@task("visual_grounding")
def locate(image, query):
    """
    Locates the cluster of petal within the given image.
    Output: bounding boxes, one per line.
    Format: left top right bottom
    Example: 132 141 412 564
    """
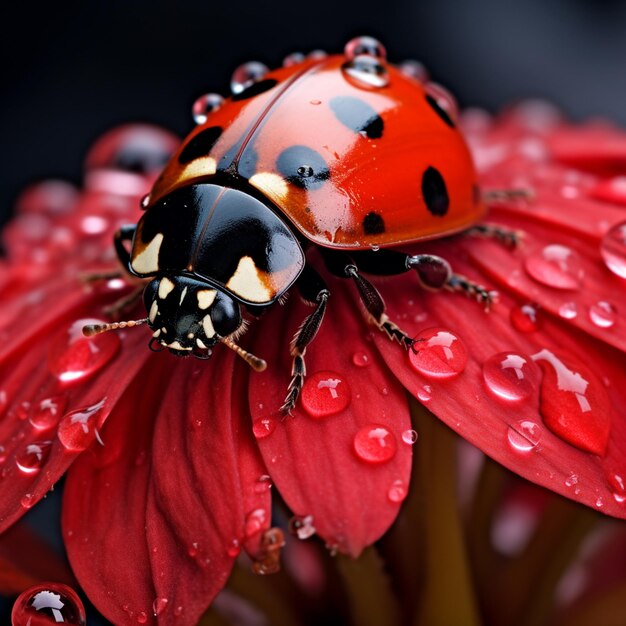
0 105 626 624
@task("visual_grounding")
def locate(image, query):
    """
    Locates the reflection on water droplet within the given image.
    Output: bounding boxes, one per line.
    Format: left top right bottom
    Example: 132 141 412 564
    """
252 416 277 439
558 302 578 319
136 611 148 624
30 396 67 430
11 582 86 625
388 479 407 503
245 508 267 538
153 597 168 617
595 497 604 508
254 474 272 494
589 301 617 328
288 514 316 540
20 493 36 509
507 421 542 452
565 472 579 487
399 59 428 82
601 221 626 279
607 472 626 503
283 51 305 67
409 328 468 379
352 352 370 367
231 61 269 94
15 441 52 474
48 319 120 384
353 425 397 464
301 371 351 418
342 55 389 88
510 303 540 333
525 244 584 290
402 429 418 445
57 399 106 451
344 36 387 61
191 93 225 124
417 385 432 402
483 353 538 403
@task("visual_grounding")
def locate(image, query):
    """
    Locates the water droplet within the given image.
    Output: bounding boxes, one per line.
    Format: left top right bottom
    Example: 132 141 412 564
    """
254 474 272 493
252 416 277 439
301 371 351 418
510 303 540 333
288 514 316 539
558 302 578 319
227 539 241 557
57 399 106 451
187 542 199 558
245 508 267 537
153 597 168 617
283 51 305 67
595 497 604 508
344 36 387 61
230 61 269 94
482 353 538 403
387 479 407 503
307 49 327 60
342 55 389 88
21 493 36 509
601 221 626 278
11 583 86 625
48 319 120 384
174 606 184 617
137 611 148 624
417 385 432 402
30 396 67 430
525 244 584 290
309 98 322 105
409 328 468 379
607 472 626 503
399 59 428 81
507 421 542 452
352 351 370 367
191 93 225 124
353 425 397 464
402 429 418 444
565 472 579 487
15 441 52 474
533 349 610 455
589 301 617 328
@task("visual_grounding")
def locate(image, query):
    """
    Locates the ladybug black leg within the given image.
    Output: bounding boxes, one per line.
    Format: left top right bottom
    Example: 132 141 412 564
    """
114 224 137 271
281 266 331 415
466 223 522 249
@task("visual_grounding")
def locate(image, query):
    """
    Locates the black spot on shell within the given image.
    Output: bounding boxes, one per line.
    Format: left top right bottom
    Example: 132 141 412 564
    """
425 94 455 128
231 79 278 101
178 126 223 164
277 146 330 190
329 96 384 139
422 167 449 217
362 212 385 234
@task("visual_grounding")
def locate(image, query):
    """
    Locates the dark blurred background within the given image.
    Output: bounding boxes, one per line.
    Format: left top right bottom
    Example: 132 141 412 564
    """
3 0 626 226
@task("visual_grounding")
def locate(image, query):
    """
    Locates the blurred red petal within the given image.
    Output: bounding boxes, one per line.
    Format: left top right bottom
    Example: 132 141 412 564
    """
249 279 412 557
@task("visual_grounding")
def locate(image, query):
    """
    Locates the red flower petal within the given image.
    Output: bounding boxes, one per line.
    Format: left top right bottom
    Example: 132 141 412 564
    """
249 279 412 557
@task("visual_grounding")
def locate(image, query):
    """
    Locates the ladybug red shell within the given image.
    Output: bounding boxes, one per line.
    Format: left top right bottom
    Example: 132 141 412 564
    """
147 53 483 252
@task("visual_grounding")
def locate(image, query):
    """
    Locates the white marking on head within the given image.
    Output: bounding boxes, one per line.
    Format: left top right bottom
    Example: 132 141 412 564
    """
180 156 217 180
226 256 272 303
161 327 167 333
149 301 159 323
158 277 175 299
196 338 208 349
131 233 164 274
249 172 289 201
167 341 192 351
202 314 216 338
197 289 217 310
152 329 161 338
179 286 188 305
187 332 195 339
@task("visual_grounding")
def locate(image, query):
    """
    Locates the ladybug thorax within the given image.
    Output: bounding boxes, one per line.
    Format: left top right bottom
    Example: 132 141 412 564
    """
144 275 241 355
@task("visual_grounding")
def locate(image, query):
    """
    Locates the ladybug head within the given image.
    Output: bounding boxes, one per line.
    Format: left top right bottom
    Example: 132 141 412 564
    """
143 275 241 357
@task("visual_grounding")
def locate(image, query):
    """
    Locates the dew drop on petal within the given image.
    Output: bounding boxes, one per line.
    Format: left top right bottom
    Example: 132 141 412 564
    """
245 508 267 538
301 371 351 418
21 493 36 509
252 416 277 439
558 302 578 320
30 396 67 430
191 93 225 124
510 303 540 333
226 539 241 557
344 36 387 61
402 429 418 444
353 425 397 464
525 244 584 290
48 319 120 384
11 583 86 625
342 55 389 88
230 61 269 94
409 328 468 379
136 611 148 624
482 353 538 403
387 479 408 503
57 399 106 451
288 514 316 540
600 221 626 279
589 301 617 328
565 472 579 488
254 474 272 493
352 351 370 367
15 441 52 474
417 384 432 402
606 472 626 503
507 421 542 452
153 597 168 617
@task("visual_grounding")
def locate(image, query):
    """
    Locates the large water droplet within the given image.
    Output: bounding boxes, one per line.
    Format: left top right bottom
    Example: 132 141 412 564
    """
510 303 540 333
589 301 617 328
245 508 268 538
301 371 351 418
607 472 626 503
417 384 432 402
532 349 610 455
30 396 67 430
48 319 120 384
387 479 408 503
601 221 626 279
402 429 418 444
507 421 542 452
288 514 316 539
342 56 389 88
230 61 269 95
15 441 52 474
409 328 468 379
525 244 584 290
11 583 86 625
252 416 277 439
57 400 106 451
399 59 428 82
353 425 397 464
191 93 224 124
482 353 538 403
344 36 387 61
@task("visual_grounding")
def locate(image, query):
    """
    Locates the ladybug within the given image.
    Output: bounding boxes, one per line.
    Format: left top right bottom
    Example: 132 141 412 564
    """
84 37 517 412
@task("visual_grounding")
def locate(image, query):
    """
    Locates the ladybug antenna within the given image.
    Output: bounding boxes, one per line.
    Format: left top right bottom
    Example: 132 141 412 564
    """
82 318 149 337
221 336 267 372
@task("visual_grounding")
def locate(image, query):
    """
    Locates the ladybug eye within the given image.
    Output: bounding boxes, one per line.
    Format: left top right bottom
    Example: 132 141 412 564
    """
297 165 314 178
